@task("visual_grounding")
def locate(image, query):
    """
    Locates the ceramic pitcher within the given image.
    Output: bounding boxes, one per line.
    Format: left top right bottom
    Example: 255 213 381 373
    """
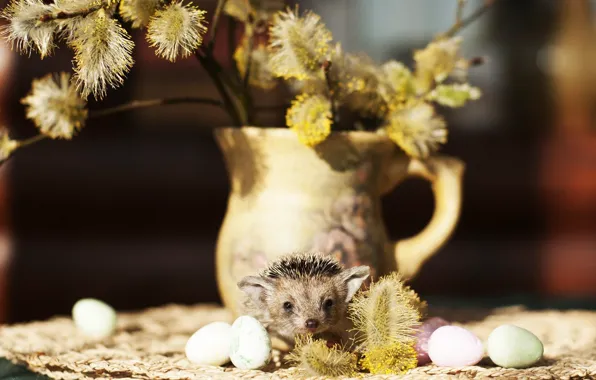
214 126 464 315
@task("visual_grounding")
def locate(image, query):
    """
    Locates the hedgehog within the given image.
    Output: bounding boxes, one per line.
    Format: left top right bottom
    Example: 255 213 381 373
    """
237 251 370 351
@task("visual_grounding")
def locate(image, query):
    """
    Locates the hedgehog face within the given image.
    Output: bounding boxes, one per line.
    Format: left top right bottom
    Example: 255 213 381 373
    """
238 257 370 342
269 276 345 335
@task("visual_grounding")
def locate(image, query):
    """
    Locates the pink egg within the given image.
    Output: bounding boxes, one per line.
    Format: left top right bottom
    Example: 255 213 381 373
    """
428 325 484 367
414 317 450 365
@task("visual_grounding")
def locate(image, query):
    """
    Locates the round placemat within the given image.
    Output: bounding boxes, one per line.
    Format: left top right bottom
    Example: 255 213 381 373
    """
0 303 594 379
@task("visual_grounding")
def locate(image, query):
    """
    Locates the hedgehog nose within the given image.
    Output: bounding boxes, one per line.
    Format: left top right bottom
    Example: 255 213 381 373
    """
305 319 319 330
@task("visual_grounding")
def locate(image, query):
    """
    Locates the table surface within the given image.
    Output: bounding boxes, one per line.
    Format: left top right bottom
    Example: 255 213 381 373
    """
1 296 595 380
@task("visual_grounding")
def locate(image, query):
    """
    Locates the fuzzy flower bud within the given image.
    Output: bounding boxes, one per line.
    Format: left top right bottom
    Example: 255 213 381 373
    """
359 342 418 375
0 0 57 58
147 1 207 62
225 0 284 23
268 8 333 80
234 39 277 90
414 36 463 92
428 83 481 108
0 129 18 162
119 0 163 28
21 72 88 139
349 271 422 351
286 334 358 378
383 100 447 159
379 60 415 103
69 8 135 100
285 93 333 147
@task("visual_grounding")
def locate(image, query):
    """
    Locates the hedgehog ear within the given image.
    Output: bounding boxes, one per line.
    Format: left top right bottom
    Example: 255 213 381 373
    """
237 276 274 304
340 266 370 302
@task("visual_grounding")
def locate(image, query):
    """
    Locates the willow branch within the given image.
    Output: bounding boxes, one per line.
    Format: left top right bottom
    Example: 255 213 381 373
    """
199 46 243 94
89 97 224 118
243 31 254 90
323 60 338 125
38 3 104 22
241 28 256 124
443 0 497 38
5 99 287 162
16 134 47 149
228 18 241 82
208 0 228 50
195 50 244 125
456 0 467 24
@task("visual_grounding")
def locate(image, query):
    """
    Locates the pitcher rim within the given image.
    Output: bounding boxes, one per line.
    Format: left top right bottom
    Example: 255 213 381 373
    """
214 126 392 142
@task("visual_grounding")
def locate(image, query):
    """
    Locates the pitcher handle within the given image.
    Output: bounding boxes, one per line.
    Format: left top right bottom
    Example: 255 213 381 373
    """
390 156 465 280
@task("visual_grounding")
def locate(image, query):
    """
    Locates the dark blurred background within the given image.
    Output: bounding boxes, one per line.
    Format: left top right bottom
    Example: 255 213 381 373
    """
0 0 594 323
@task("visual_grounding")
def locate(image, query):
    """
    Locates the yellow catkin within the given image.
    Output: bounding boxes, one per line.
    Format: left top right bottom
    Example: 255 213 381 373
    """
383 99 447 159
349 272 422 351
359 342 418 375
21 72 88 139
286 335 358 378
268 7 332 80
285 93 332 147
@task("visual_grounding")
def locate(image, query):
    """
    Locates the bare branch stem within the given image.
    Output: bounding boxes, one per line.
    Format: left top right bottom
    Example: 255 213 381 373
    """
456 0 467 24
38 3 104 22
443 0 497 38
243 31 254 90
323 60 338 126
195 50 244 125
16 134 47 149
208 0 228 50
5 99 288 162
242 26 256 124
89 97 224 118
228 18 241 82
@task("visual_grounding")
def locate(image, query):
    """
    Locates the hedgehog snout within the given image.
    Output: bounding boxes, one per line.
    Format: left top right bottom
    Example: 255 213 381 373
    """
305 319 320 331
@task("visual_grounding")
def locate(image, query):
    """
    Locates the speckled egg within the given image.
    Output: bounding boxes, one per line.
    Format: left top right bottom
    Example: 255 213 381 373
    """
72 298 117 339
229 315 271 370
185 321 232 366
428 325 484 367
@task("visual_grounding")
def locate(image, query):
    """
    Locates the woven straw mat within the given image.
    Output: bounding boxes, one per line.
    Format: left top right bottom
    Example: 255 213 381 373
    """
0 304 595 379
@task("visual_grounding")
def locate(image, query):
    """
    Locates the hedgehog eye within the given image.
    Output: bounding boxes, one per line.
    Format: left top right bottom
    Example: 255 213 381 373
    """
323 299 334 310
283 301 293 312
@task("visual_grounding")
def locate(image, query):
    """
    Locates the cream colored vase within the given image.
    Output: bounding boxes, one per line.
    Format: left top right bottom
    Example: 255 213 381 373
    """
214 126 465 316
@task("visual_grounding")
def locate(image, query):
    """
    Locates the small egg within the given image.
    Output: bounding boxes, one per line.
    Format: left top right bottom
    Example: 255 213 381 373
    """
72 298 117 339
487 324 543 368
428 325 484 367
415 317 450 365
229 315 271 370
185 322 232 366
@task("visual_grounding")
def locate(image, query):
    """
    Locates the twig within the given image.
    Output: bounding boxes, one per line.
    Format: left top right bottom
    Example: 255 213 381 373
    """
89 97 224 118
456 0 467 25
199 47 243 95
4 99 288 163
38 3 104 22
443 0 497 38
469 56 487 66
323 60 338 125
242 24 256 124
16 134 47 149
243 30 254 90
195 50 244 125
228 18 241 82
208 0 229 50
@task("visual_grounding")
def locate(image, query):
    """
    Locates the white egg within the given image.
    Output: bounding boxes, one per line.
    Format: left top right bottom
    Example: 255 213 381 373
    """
185 321 233 366
229 315 271 370
72 298 117 339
